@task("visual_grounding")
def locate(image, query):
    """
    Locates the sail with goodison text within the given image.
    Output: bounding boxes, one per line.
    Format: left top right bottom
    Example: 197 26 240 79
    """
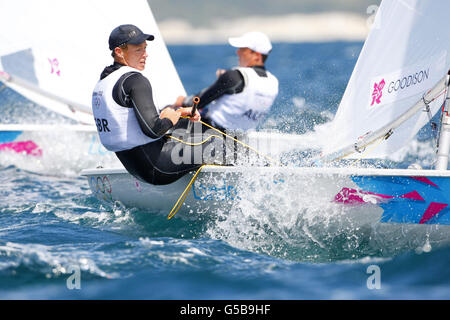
323 0 450 159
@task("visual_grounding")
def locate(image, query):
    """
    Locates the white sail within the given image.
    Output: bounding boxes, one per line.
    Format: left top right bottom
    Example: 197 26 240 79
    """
0 0 185 124
323 0 450 159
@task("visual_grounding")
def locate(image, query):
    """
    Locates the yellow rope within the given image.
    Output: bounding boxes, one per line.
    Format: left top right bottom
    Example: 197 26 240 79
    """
167 164 206 220
167 133 223 146
168 119 279 166
200 120 280 166
166 119 281 219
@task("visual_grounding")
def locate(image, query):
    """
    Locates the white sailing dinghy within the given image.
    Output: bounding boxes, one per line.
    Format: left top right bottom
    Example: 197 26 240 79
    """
83 0 450 227
0 0 303 163
0 0 185 160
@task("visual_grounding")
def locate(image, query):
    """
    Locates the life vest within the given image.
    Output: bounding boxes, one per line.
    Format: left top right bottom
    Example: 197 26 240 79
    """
206 67 278 130
92 66 160 152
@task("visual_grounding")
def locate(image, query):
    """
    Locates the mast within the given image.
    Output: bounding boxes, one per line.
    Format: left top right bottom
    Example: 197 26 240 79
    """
435 70 450 170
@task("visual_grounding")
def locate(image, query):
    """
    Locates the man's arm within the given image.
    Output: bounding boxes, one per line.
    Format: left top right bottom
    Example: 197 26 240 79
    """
182 69 245 109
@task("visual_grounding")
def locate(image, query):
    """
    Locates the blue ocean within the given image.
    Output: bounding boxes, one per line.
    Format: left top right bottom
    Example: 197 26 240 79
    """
1 42 450 301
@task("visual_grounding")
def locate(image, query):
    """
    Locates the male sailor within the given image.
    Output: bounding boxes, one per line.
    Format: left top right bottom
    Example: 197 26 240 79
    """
173 31 279 132
92 24 212 185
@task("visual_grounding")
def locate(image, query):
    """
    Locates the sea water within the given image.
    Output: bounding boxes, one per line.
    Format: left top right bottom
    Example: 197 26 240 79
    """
1 42 450 300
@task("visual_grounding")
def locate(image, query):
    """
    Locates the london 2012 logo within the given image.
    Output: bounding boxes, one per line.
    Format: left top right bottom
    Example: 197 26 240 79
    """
370 78 385 106
93 91 102 109
48 58 61 76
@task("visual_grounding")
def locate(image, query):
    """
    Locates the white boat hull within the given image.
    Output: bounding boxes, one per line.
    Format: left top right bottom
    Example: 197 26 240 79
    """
81 166 450 227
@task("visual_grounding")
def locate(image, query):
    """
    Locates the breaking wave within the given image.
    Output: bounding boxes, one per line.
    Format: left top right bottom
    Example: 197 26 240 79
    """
204 168 450 263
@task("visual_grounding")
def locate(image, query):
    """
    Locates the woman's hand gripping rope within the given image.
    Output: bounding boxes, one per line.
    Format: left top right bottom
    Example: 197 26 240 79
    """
167 97 281 219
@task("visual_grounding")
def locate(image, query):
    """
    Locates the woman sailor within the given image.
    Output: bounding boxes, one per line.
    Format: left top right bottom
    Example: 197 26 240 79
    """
92 24 214 185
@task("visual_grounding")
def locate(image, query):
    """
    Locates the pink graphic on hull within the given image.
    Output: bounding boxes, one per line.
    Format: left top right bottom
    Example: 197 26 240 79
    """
334 187 393 204
0 141 42 157
334 184 448 224
410 176 439 187
399 190 424 201
419 202 448 224
335 188 427 205
0 70 11 80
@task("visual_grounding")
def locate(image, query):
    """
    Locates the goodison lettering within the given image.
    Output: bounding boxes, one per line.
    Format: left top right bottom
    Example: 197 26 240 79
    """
388 68 429 93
